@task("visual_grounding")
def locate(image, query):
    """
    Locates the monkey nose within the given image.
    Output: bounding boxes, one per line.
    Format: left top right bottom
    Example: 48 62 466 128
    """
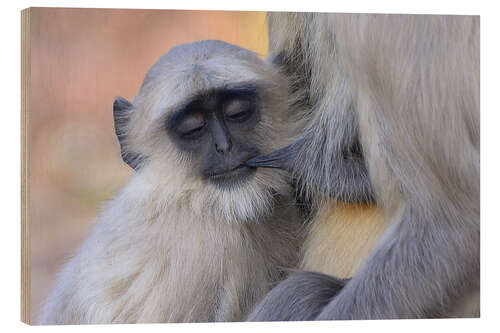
215 140 232 154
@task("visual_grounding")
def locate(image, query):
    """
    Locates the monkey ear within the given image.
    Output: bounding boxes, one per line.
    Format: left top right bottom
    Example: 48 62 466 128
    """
113 97 144 170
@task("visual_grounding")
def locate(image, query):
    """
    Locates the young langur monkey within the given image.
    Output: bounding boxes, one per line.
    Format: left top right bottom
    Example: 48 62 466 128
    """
39 40 304 324
248 13 479 319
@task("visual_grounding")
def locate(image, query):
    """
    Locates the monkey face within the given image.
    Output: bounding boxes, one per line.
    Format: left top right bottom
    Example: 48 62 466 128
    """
166 87 262 189
113 40 295 221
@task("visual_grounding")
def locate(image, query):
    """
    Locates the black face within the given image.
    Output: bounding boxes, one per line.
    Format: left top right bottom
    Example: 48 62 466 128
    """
166 86 261 188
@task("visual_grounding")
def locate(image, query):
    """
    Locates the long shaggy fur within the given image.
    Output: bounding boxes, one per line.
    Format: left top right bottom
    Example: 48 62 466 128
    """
250 13 479 319
38 40 302 324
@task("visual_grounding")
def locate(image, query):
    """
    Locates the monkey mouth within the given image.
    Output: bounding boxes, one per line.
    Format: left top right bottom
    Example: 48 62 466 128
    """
210 164 253 178
208 164 256 188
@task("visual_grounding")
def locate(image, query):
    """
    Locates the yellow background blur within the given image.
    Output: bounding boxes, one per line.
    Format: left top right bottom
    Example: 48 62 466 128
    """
28 7 268 322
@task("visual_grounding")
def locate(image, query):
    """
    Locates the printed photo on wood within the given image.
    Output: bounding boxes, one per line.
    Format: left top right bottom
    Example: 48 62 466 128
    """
21 7 480 325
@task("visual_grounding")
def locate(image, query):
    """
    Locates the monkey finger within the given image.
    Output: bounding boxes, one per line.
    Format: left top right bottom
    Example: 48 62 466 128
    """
246 139 304 171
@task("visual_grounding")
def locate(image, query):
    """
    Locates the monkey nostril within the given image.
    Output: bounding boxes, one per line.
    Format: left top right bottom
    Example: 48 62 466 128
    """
215 141 232 154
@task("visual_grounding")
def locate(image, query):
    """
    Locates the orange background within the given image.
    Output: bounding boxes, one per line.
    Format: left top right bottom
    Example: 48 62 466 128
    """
28 7 268 322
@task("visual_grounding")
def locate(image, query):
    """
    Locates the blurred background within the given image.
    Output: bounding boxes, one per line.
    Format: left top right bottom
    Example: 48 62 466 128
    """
28 7 268 323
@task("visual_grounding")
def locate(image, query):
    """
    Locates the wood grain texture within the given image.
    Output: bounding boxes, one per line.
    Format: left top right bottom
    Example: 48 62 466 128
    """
21 7 31 324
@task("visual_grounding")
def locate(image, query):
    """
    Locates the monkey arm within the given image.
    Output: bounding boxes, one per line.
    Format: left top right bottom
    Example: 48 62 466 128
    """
247 137 479 319
247 271 346 321
247 129 374 204
248 202 478 321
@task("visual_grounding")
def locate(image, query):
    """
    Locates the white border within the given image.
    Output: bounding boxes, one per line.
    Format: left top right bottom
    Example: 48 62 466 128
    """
2 1 498 332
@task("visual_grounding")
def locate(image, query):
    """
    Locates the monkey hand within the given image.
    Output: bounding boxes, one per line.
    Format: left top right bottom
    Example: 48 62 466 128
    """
247 271 345 322
246 138 304 171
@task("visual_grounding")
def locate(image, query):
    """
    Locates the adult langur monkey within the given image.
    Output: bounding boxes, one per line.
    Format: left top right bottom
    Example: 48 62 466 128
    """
38 40 314 324
247 13 479 319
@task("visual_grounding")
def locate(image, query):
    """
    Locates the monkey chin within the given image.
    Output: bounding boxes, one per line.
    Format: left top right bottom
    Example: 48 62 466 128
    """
204 167 290 224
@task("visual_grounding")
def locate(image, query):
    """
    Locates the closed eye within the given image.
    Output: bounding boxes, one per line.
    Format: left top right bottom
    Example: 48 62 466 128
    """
177 113 207 138
181 123 206 138
224 99 253 122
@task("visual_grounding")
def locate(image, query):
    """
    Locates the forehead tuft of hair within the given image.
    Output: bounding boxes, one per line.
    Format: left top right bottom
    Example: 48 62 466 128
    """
133 40 275 115
158 40 259 65
143 40 263 86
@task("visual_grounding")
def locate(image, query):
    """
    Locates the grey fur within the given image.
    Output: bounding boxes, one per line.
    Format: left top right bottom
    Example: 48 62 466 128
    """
265 13 375 204
247 271 346 321
38 40 302 324
249 13 480 320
